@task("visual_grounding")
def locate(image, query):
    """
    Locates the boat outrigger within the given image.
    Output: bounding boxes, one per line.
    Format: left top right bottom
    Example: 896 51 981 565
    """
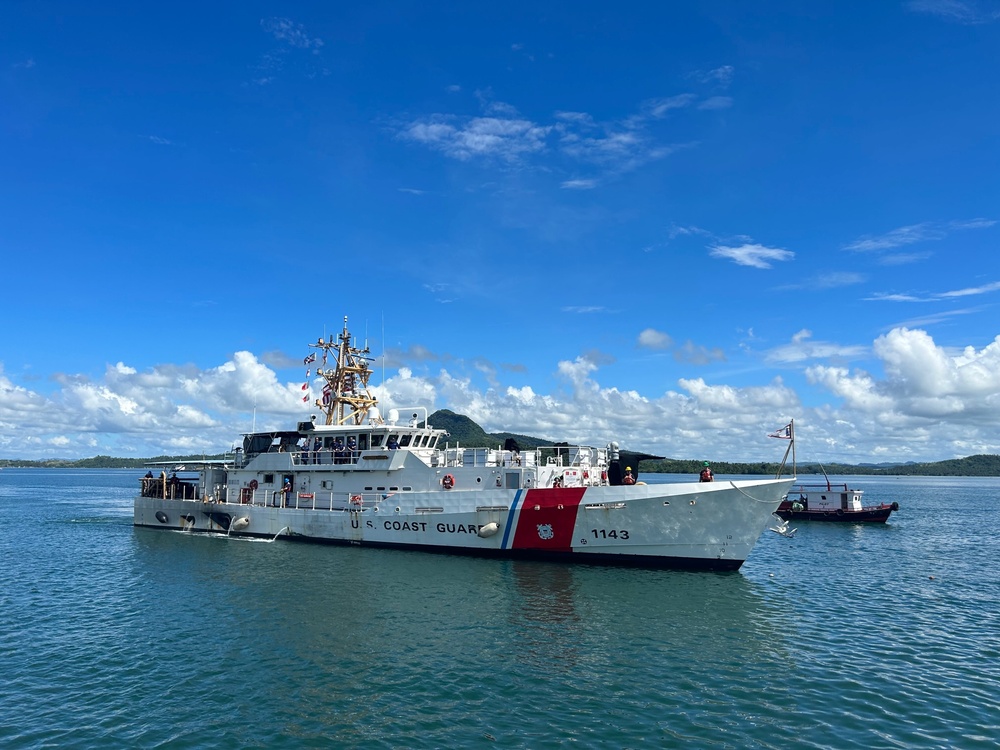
134 318 795 570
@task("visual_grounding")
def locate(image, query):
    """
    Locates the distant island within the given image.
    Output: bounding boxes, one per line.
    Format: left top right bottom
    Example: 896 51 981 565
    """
3 408 999 477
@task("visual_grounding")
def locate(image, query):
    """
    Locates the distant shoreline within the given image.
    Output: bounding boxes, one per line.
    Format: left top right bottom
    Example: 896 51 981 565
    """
3 452 1000 478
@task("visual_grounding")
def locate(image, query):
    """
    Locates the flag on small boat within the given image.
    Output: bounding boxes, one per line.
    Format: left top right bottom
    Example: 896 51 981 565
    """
768 422 792 439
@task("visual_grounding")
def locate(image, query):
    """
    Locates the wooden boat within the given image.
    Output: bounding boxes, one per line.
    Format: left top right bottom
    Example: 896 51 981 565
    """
775 482 899 523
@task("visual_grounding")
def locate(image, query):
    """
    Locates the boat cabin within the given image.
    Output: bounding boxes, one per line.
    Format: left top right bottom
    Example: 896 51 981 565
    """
791 483 864 512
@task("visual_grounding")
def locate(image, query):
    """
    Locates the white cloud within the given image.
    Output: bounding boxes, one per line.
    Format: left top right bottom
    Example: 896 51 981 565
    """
674 341 726 365
907 0 1000 24
261 17 324 50
399 95 699 180
697 96 733 110
693 65 735 87
638 329 673 350
844 218 994 252
6 326 1000 463
710 243 794 268
765 330 869 365
560 178 598 190
399 115 550 162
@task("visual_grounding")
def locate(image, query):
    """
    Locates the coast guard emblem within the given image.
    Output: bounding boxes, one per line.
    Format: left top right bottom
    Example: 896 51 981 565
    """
537 523 554 540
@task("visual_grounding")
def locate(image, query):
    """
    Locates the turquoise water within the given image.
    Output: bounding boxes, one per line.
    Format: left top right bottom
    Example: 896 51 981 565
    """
1 469 998 749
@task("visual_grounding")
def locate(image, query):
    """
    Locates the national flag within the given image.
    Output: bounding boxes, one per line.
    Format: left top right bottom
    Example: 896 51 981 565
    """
768 422 792 439
303 353 316 365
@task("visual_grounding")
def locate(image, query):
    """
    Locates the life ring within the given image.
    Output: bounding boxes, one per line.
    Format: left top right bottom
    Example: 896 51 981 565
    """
249 479 258 491
442 474 455 490
836 509 844 516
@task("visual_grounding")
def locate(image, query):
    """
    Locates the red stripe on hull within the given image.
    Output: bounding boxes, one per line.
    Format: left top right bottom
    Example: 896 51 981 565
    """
511 487 586 551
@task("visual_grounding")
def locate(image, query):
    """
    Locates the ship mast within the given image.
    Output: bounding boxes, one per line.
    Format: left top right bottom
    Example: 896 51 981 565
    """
311 317 380 426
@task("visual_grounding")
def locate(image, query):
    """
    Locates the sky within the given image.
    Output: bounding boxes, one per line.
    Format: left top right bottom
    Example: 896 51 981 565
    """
2 0 1000 464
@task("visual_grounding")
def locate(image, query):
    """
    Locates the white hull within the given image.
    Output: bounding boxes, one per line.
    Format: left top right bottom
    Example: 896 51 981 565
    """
135 478 794 570
134 318 794 571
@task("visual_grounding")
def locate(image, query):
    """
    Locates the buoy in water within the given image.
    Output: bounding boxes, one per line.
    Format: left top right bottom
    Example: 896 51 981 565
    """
478 522 500 538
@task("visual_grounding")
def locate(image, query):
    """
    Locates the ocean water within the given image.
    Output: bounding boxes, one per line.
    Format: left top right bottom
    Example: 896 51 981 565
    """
1 469 998 749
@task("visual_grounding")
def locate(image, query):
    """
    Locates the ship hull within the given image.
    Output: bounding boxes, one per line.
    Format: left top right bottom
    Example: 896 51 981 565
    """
135 478 794 571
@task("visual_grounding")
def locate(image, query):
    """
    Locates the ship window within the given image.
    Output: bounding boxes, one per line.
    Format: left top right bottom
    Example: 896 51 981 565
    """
371 434 384 447
389 486 399 491
359 434 369 450
402 487 412 491
377 486 386 491
428 436 438 448
364 486 374 491
264 474 274 485
420 434 430 447
400 434 413 447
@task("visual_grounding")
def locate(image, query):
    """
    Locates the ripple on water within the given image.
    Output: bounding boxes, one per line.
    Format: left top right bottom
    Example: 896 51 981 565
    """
2 472 1000 748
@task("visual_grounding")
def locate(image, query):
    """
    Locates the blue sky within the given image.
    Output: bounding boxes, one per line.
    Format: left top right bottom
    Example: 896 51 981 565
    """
3 1 1000 464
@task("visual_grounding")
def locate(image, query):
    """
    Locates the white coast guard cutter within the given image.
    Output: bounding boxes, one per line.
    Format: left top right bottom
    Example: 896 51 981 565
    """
134 318 794 571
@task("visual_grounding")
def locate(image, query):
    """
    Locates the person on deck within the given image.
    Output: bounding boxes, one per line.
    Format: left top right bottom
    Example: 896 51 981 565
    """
623 466 636 485
699 462 714 482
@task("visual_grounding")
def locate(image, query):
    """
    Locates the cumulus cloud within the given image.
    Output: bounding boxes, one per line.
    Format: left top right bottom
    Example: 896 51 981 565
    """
5 327 1000 463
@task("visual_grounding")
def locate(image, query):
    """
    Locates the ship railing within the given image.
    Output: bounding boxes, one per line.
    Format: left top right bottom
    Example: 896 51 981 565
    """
138 477 200 501
229 490 378 512
292 449 362 466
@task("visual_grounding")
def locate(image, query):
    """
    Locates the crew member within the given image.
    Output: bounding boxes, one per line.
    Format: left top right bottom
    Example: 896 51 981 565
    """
623 466 636 485
699 462 714 482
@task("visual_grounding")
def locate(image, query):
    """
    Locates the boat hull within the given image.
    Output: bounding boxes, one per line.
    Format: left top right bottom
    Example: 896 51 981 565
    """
774 501 898 523
135 478 795 571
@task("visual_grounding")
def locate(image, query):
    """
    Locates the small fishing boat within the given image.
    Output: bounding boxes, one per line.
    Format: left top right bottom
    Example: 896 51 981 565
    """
767 420 898 523
775 482 899 523
134 317 795 570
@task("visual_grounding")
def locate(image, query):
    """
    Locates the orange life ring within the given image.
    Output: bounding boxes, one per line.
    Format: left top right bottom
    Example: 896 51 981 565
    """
249 479 258 491
442 474 455 490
